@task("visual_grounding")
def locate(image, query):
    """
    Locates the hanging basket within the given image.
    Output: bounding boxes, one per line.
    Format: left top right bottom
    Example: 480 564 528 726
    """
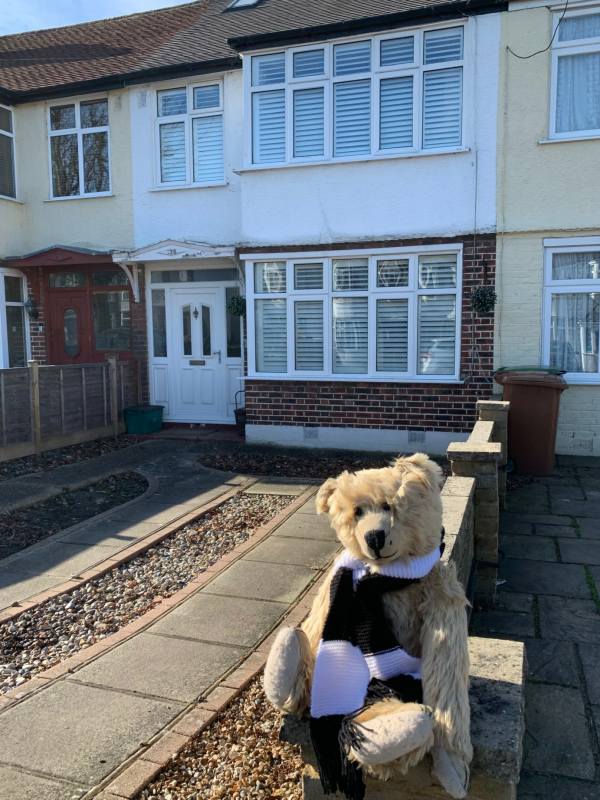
471 285 497 315
226 295 246 317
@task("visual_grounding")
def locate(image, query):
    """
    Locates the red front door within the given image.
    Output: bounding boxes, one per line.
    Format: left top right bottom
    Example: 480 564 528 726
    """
47 292 93 364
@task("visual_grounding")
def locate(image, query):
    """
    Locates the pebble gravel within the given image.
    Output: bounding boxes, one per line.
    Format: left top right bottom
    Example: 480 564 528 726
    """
0 493 293 694
140 678 303 800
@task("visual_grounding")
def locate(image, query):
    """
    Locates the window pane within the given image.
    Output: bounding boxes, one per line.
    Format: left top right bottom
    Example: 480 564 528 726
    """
376 299 408 372
294 263 323 290
49 272 85 288
332 258 368 291
556 53 600 133
295 300 324 370
92 270 127 286
159 122 186 182
192 114 224 183
202 305 212 356
83 131 109 193
150 268 238 283
380 76 413 150
255 298 287 372
553 252 600 281
252 90 285 164
418 295 456 375
80 99 108 128
152 289 167 357
193 84 220 110
293 49 325 78
92 291 131 351
51 134 79 197
182 305 192 356
63 309 79 357
6 305 26 367
293 87 325 158
0 107 13 133
558 13 600 41
334 80 371 156
424 27 463 64
332 297 368 373
226 287 242 358
4 275 23 301
422 68 462 148
157 88 187 116
252 52 285 86
0 133 15 198
377 259 409 287
334 40 371 76
418 253 457 288
254 261 286 293
380 37 414 67
550 293 599 373
50 104 75 130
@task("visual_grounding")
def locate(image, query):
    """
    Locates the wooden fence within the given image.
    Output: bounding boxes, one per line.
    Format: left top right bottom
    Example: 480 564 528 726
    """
0 357 138 462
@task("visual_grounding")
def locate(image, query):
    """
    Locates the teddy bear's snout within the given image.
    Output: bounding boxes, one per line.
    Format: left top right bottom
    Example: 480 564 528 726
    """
364 529 386 556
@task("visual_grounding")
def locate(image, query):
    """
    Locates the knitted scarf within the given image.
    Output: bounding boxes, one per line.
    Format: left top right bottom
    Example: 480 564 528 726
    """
309 535 444 800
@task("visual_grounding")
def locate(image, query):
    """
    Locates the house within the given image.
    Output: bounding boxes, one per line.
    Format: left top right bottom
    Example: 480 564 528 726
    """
496 0 600 456
2 0 504 454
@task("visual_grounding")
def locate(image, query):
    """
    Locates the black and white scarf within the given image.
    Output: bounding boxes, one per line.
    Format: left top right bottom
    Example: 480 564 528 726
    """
309 538 443 800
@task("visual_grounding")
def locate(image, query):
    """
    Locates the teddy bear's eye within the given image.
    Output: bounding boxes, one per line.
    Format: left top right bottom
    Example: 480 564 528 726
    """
382 502 391 512
355 507 364 518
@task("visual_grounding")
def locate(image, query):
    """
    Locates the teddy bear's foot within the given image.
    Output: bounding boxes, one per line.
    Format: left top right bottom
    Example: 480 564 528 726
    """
346 699 434 767
431 746 470 799
263 627 312 712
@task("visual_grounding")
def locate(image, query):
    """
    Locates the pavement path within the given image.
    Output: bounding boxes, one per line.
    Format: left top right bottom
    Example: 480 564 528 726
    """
0 481 339 800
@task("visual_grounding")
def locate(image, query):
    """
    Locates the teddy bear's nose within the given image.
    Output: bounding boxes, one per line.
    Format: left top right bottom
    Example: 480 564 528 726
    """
365 529 386 555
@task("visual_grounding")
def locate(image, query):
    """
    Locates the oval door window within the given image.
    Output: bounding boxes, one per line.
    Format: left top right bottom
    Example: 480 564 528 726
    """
63 308 79 357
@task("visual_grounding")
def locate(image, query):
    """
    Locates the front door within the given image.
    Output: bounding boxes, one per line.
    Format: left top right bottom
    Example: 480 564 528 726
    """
47 292 93 364
170 290 225 422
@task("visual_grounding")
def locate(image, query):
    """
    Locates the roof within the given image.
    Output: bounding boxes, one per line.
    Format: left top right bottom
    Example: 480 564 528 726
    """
0 0 506 101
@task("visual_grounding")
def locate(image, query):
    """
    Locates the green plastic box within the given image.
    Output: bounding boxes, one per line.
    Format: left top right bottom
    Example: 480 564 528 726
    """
123 405 164 435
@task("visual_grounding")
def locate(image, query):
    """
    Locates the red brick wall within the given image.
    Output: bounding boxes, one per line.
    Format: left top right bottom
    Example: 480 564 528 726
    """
244 234 496 433
22 267 49 364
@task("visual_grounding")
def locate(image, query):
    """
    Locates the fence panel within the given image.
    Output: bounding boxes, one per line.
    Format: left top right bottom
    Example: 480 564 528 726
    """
0 369 31 446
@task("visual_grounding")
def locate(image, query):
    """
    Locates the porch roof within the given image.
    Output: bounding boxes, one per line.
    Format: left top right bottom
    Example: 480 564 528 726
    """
3 245 113 267
112 240 236 264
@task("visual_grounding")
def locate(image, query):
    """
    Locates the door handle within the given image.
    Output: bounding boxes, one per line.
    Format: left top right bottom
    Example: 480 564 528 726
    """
189 359 206 366
212 350 222 364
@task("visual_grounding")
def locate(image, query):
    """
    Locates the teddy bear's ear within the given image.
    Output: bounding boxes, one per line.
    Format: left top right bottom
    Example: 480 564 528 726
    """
394 452 444 492
315 477 337 514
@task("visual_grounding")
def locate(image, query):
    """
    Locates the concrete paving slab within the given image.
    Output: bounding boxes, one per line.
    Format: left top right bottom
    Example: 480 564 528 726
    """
0 766 84 800
1 541 117 579
58 520 159 548
559 538 600 565
149 485 229 506
203 559 315 604
535 523 578 538
576 518 600 538
0 569 63 610
272 513 336 541
524 639 580 688
244 536 339 569
499 559 589 598
295 498 319 515
150 593 287 647
71 632 244 703
518 771 600 800
107 501 208 525
538 596 600 643
0 681 176 786
578 644 600 704
244 481 308 496
552 499 600 518
500 534 557 562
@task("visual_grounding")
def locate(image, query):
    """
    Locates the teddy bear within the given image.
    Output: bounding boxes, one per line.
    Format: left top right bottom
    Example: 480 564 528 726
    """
263 453 471 800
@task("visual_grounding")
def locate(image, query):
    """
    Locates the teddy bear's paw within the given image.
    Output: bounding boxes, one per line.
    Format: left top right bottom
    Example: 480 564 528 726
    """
263 627 307 710
346 702 434 767
431 746 470 799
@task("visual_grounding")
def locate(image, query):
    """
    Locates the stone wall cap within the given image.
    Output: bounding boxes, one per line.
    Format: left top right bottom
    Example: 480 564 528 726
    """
476 400 510 411
447 442 502 461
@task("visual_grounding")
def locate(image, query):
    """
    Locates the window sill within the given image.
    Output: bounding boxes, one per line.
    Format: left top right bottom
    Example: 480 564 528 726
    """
242 374 464 384
149 182 228 193
0 194 24 205
560 376 600 386
235 147 471 174
539 134 600 145
44 193 115 203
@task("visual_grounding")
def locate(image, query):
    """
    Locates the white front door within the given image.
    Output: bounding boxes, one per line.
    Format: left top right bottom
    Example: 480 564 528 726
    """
170 289 226 422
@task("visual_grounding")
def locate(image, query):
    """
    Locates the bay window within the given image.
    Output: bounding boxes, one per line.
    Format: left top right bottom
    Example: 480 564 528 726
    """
0 106 16 199
247 24 464 166
246 248 461 380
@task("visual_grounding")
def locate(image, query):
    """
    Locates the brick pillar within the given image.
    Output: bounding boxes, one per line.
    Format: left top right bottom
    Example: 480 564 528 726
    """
477 400 510 509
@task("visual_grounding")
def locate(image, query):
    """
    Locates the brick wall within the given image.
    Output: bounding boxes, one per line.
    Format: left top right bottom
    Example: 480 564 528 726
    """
244 234 496 433
23 267 49 364
131 270 149 404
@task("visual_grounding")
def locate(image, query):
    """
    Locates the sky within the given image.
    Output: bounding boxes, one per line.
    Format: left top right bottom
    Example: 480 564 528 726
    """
0 0 191 36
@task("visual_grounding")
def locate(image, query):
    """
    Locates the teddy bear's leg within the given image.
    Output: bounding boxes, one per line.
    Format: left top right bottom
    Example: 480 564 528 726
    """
263 627 313 714
345 698 434 767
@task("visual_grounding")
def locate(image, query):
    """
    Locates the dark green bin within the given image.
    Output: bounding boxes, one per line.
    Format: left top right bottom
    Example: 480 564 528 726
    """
123 405 164 435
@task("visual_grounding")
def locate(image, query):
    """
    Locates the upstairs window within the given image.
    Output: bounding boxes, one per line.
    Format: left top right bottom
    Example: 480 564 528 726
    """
552 11 600 138
0 106 16 199
49 98 110 197
156 81 224 186
248 25 464 166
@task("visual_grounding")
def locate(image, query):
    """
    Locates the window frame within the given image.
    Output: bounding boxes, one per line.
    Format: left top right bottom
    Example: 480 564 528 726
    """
0 104 17 201
47 96 112 199
542 237 600 384
0 268 30 368
154 78 225 189
243 22 467 168
549 8 600 140
243 244 463 382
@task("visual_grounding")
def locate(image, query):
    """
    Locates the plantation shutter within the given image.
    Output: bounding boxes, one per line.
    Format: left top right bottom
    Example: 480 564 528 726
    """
159 122 186 182
380 37 414 67
255 299 287 372
422 68 462 149
333 80 371 157
0 133 15 198
293 87 325 158
376 299 409 372
252 90 286 164
417 295 456 375
380 76 413 150
332 297 368 373
423 28 464 64
332 258 369 291
293 49 325 78
294 263 323 290
418 254 457 288
192 115 224 183
295 301 324 370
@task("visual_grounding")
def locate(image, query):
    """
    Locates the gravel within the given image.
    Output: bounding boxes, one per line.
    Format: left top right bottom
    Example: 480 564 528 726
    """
140 678 302 800
0 493 293 694
0 472 148 561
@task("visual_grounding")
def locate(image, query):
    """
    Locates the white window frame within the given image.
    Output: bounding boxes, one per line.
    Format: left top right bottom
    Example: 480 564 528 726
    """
0 104 17 201
154 79 225 188
542 237 600 384
243 21 467 168
243 245 462 382
47 95 111 199
549 7 600 140
0 268 30 369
